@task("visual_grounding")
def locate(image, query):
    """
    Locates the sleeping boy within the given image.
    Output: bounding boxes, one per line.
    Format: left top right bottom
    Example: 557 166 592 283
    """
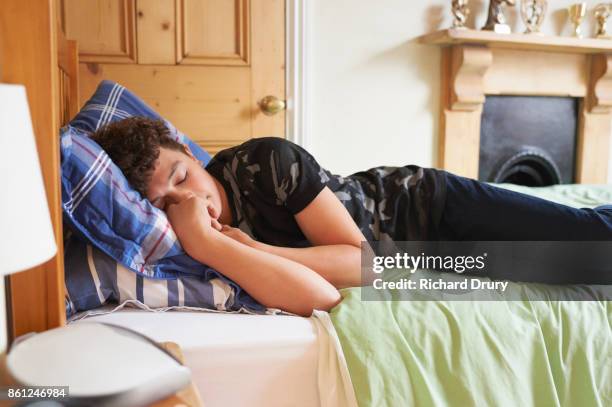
92 117 612 315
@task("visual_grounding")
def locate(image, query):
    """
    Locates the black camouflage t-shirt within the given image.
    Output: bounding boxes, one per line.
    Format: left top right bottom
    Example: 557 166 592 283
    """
205 137 446 247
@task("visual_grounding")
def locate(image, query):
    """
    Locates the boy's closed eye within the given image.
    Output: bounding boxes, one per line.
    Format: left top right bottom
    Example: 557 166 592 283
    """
150 170 189 210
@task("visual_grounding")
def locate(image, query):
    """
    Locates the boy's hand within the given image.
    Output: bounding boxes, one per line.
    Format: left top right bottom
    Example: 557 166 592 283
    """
220 225 258 248
166 195 222 253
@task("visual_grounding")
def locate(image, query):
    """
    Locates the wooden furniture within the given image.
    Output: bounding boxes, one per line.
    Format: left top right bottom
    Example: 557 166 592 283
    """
57 28 80 128
59 0 286 155
0 0 69 340
418 29 612 183
152 342 204 407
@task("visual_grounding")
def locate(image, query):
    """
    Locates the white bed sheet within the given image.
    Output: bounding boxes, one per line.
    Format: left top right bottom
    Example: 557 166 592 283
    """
69 303 357 407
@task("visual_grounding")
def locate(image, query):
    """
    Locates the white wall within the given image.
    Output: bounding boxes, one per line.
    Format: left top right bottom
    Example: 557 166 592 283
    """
308 0 612 183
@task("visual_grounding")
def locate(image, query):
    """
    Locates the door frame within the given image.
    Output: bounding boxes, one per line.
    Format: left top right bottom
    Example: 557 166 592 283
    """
286 0 311 150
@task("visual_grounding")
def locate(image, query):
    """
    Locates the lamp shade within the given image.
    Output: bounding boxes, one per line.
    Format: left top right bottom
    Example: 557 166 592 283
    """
0 84 57 275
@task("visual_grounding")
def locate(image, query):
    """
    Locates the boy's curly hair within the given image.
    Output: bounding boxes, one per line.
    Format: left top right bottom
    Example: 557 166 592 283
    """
91 117 186 197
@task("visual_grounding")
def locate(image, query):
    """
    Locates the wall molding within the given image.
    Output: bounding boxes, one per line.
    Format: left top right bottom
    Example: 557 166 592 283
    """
285 0 310 149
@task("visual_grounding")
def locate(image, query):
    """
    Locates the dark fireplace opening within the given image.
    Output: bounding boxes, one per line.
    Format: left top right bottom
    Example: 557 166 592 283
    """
479 96 578 186
492 146 562 187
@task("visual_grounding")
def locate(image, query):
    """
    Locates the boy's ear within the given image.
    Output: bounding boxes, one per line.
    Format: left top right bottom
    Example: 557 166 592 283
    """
182 144 196 160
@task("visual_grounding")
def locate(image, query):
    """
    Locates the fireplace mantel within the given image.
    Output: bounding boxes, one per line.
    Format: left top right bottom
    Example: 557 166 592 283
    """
419 28 612 54
418 29 612 183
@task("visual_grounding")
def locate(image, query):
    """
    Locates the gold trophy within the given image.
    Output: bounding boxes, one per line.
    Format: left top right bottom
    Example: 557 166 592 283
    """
483 0 516 34
520 0 547 34
568 3 587 38
451 0 470 29
594 3 612 39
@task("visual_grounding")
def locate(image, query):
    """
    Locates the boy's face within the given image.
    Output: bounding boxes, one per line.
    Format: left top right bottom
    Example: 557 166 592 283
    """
146 147 224 222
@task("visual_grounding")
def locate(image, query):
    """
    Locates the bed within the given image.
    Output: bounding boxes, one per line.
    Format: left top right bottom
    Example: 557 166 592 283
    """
67 183 612 407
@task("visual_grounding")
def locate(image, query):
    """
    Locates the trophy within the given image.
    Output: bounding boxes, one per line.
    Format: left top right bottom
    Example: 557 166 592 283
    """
451 0 470 29
482 0 516 34
568 3 587 38
520 0 547 34
594 3 612 39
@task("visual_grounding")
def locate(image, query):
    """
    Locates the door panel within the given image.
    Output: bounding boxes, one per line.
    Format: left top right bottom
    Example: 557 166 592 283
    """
177 0 249 65
136 0 176 64
61 0 136 63
65 0 285 152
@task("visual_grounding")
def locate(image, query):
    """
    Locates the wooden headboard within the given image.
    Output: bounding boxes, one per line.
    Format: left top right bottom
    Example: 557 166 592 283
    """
57 28 79 128
1 0 80 341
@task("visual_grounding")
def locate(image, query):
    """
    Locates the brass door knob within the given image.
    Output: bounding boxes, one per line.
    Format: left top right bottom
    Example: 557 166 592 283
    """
259 95 286 116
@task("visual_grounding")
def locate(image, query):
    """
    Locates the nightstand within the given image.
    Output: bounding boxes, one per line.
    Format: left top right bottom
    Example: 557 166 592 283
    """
151 342 204 407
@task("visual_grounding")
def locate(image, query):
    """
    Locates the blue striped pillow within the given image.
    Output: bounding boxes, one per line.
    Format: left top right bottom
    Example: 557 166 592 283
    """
62 80 265 316
64 230 264 315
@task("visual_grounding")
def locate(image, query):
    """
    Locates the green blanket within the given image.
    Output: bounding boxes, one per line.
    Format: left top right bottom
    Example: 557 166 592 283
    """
329 184 612 407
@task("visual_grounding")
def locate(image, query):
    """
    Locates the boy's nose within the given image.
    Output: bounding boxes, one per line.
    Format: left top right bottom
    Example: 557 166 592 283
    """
166 190 195 205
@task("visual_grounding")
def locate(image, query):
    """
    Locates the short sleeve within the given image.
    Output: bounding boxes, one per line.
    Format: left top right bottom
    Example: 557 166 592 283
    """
239 137 330 214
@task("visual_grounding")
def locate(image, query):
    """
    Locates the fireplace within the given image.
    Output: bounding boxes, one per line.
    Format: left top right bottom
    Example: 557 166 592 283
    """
479 95 578 186
418 29 612 184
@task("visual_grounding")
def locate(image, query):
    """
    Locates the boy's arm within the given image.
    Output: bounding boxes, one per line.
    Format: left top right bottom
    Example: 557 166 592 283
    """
221 187 368 288
196 233 342 316
167 196 341 316
290 187 372 288
221 227 364 288
252 242 362 289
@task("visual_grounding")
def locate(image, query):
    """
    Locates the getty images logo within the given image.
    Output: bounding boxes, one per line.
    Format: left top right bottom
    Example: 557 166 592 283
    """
372 252 488 274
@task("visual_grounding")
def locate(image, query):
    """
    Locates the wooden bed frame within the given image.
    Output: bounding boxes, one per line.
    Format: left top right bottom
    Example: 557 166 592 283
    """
58 29 80 129
1 0 79 341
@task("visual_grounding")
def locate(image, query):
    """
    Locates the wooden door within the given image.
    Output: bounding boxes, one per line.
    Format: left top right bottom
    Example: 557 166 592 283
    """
60 0 285 155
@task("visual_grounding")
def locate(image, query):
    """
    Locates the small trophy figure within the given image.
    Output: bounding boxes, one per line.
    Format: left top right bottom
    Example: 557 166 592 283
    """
594 3 612 39
520 0 547 34
568 3 587 38
451 0 470 29
482 0 516 34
